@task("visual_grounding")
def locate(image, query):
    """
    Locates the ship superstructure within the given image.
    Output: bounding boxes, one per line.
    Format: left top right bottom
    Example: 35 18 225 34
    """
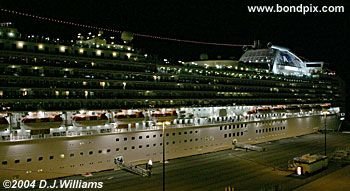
0 24 345 180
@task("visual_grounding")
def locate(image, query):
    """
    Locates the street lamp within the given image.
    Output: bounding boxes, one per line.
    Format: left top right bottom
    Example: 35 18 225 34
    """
157 121 171 191
323 111 329 156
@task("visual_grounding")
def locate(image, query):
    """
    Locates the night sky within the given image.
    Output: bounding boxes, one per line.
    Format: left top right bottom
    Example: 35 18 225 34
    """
1 0 349 115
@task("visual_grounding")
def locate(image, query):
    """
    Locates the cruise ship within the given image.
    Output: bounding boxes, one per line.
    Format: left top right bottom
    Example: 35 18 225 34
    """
0 23 345 180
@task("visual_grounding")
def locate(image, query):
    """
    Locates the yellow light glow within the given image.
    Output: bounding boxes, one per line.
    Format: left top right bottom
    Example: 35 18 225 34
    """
59 46 66 52
38 44 44 50
16 41 24 49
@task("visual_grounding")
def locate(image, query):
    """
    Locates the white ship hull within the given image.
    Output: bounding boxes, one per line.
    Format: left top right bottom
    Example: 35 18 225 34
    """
0 114 339 180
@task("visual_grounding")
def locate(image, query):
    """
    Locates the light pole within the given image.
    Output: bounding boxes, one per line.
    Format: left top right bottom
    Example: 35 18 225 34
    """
324 112 327 156
159 121 170 191
162 122 165 191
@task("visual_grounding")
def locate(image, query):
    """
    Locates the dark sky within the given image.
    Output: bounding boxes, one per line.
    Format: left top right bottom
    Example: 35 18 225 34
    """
0 1 349 88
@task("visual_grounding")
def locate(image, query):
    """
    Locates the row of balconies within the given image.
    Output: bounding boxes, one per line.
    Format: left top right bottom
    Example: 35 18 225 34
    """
0 97 340 111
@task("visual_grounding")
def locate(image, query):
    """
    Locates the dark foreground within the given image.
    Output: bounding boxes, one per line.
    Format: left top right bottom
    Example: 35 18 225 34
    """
31 133 350 191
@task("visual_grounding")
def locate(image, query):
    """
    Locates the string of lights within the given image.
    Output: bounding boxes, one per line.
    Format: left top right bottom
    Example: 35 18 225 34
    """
0 8 251 47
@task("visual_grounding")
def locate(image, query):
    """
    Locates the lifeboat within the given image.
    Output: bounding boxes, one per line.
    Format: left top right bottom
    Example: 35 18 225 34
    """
286 105 301 113
300 105 312 112
152 110 177 122
257 107 271 114
321 103 331 110
115 111 145 128
272 105 286 113
247 108 257 115
22 115 63 129
73 113 108 127
115 111 145 122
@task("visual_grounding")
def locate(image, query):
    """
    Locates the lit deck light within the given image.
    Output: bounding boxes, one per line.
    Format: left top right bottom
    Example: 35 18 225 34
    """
59 46 66 52
38 44 44 50
8 32 15 37
16 41 24 49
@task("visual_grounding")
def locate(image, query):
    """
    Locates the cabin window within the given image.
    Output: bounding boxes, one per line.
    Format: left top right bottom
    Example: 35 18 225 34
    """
124 137 127 141
139 136 142 139
132 137 135 140
38 157 43 161
15 159 20 164
89 151 93 155
49 156 54 160
27 158 32 162
107 149 111 153
116 148 120 151
139 145 142 148
224 134 227 138
153 135 156 138
70 153 74 157
80 152 83 156
98 150 102 153
131 146 135 149
124 147 127 150
116 138 119 141
146 135 150 138
2 161 7 165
